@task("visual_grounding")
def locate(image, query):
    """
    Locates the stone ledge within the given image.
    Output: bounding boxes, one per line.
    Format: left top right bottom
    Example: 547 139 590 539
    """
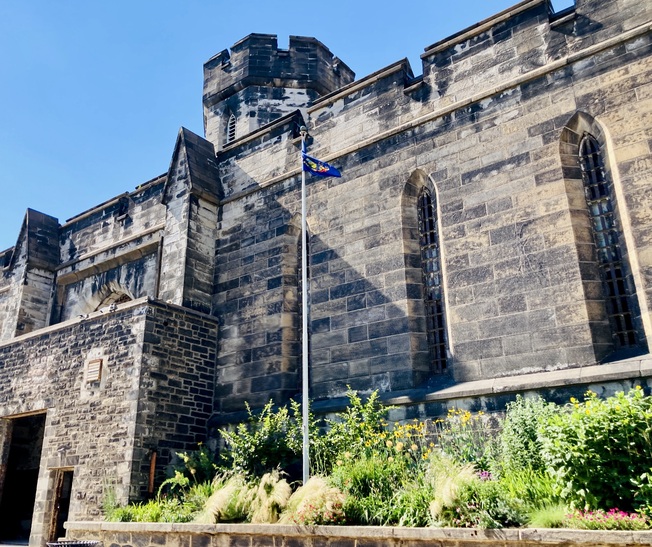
383 355 652 408
64 522 652 545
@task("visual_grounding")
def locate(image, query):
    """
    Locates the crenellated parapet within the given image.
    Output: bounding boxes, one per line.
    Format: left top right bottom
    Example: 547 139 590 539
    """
203 34 354 150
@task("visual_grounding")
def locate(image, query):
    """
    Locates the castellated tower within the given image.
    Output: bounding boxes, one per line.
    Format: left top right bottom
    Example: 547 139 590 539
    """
203 34 355 150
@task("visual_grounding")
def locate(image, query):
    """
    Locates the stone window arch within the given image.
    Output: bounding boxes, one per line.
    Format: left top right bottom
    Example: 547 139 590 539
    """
94 291 132 311
402 170 449 378
560 112 647 358
579 133 638 348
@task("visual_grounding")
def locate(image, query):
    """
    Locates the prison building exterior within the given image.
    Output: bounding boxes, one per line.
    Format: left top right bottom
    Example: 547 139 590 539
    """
0 0 651 543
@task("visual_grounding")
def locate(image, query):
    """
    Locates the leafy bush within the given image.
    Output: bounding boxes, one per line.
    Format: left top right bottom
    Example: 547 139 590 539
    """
538 387 652 510
174 443 219 484
330 453 408 525
312 389 393 475
499 395 557 474
105 497 196 522
219 400 303 478
433 408 500 471
564 509 651 530
436 478 528 529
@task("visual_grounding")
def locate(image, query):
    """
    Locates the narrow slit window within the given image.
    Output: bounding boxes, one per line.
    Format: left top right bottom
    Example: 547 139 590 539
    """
579 134 637 348
417 188 447 373
227 113 237 144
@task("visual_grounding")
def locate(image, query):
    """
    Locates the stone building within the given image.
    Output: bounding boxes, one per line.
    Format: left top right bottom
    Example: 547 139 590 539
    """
1 0 651 542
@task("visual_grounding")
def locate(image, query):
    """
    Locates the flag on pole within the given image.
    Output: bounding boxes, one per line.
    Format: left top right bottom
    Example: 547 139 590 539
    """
302 152 341 178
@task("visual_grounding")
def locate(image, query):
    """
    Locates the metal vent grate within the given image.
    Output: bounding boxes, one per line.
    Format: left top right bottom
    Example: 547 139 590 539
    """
86 358 103 383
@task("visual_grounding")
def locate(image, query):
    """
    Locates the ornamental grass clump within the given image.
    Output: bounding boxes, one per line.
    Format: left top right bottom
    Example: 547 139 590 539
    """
248 470 293 523
192 472 254 523
279 477 346 525
427 452 527 529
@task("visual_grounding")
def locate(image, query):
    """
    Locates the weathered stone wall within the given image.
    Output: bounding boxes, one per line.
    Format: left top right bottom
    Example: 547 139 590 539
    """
55 177 166 322
159 129 220 315
0 298 217 546
59 177 166 265
213 172 304 414
0 210 59 341
212 0 652 411
131 301 218 499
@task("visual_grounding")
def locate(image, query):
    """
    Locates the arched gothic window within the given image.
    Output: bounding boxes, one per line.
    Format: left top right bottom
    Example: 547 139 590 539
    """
226 112 237 144
417 188 447 373
579 134 638 348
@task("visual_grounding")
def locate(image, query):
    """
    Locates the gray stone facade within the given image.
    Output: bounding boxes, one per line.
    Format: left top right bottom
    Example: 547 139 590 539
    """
1 0 652 543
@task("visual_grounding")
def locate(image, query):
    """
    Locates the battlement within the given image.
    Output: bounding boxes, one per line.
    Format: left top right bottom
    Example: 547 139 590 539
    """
203 34 355 108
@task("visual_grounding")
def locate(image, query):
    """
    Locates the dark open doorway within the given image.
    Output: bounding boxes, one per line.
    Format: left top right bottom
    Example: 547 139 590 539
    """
0 413 46 544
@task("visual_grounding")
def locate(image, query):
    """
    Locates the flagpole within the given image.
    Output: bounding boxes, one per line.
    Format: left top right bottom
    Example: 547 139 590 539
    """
299 126 310 485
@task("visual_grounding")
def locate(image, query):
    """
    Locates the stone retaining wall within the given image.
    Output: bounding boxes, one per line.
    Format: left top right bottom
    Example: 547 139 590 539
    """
64 522 652 547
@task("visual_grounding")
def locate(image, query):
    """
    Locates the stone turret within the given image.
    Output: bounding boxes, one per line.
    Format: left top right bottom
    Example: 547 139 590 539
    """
202 34 354 150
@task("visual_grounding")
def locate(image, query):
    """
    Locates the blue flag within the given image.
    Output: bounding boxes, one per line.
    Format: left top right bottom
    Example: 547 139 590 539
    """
302 152 341 178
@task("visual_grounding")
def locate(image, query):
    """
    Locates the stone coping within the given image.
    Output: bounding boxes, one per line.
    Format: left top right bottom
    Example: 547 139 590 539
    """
65 522 652 545
0 296 217 350
387 355 652 405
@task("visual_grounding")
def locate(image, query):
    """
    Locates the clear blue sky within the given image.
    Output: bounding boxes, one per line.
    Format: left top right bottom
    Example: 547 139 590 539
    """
0 0 573 251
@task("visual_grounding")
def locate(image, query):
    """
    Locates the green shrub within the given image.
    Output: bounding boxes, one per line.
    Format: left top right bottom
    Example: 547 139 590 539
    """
437 478 528 529
174 443 219 484
312 389 392 476
499 395 557 474
433 408 500 471
105 497 196 522
219 400 303 478
217 390 391 480
538 387 652 510
329 452 410 525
